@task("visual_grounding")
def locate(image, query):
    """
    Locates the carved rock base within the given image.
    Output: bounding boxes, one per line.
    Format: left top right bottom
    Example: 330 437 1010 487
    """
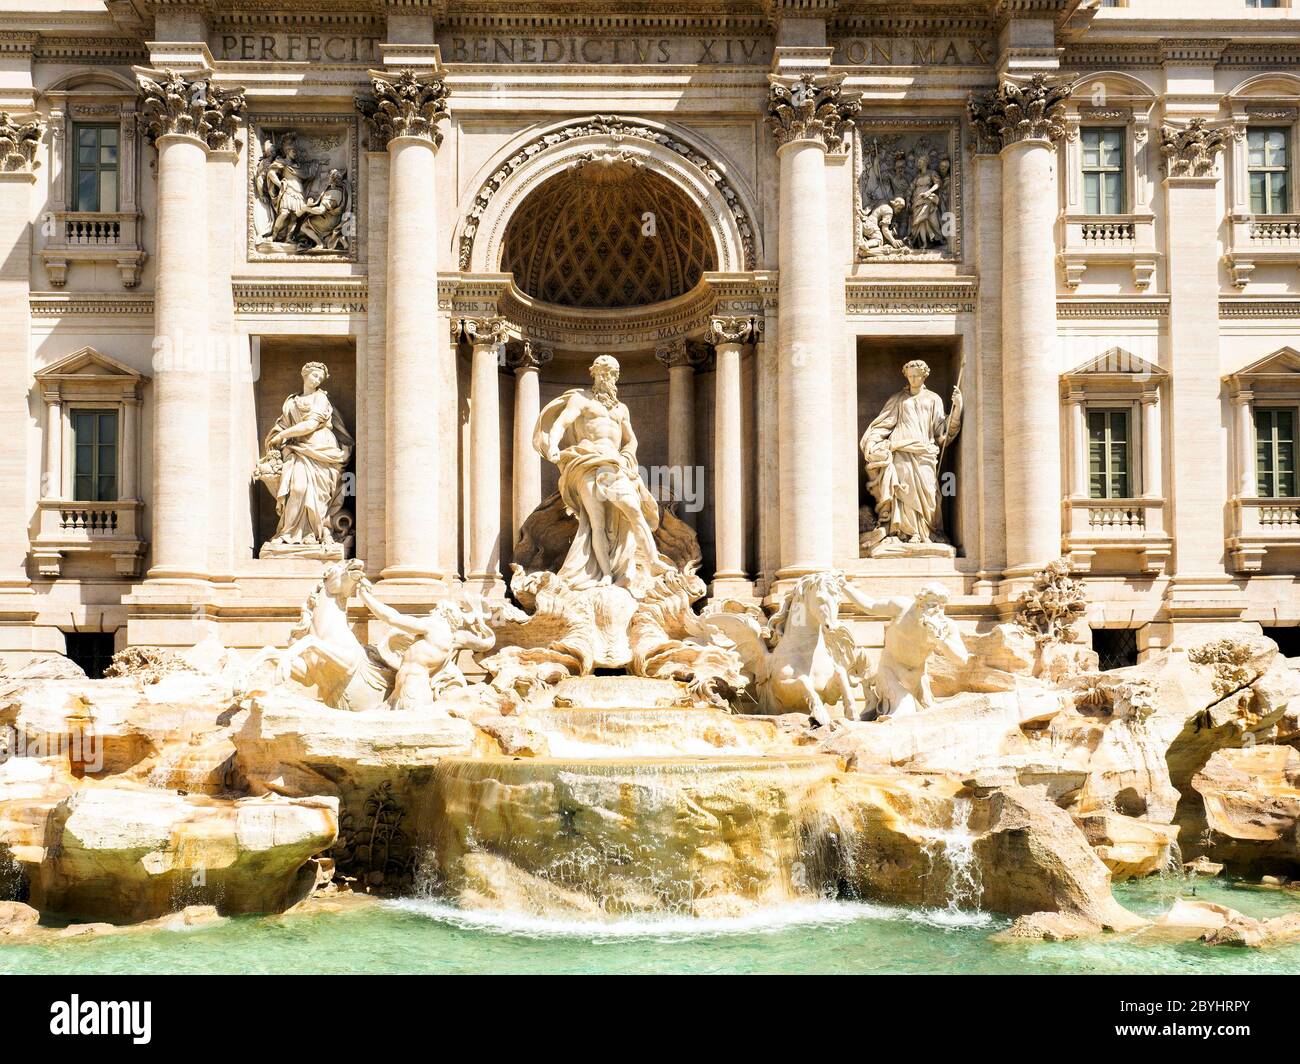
860 531 956 559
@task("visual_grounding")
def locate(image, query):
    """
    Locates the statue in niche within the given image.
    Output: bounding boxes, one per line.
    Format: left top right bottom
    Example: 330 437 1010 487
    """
533 354 673 597
858 197 907 257
253 131 353 254
858 132 955 259
254 361 355 560
859 359 961 558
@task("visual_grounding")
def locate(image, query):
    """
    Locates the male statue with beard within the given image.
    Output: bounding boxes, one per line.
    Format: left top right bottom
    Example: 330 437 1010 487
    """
533 355 674 597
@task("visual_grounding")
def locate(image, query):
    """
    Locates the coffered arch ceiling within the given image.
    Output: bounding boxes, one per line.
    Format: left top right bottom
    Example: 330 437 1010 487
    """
502 157 716 310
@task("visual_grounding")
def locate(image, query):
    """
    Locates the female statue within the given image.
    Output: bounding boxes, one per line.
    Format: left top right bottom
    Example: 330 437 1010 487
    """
255 361 354 556
908 156 945 248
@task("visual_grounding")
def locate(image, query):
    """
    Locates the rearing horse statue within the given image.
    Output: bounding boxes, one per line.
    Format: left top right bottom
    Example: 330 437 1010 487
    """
242 558 393 711
703 570 876 726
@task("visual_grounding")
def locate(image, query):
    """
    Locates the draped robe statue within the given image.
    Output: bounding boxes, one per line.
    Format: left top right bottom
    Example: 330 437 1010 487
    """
255 361 354 558
532 355 672 597
860 360 961 551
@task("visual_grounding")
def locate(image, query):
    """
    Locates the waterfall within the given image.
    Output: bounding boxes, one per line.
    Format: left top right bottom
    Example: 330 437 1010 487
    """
918 796 982 916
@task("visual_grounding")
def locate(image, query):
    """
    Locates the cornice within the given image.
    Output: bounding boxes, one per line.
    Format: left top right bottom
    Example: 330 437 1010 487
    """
30 293 154 316
845 278 978 316
1219 299 1300 320
1056 298 1169 319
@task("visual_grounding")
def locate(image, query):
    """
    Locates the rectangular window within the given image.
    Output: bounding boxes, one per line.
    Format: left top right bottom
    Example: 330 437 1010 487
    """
1247 128 1290 215
1256 407 1297 498
71 409 118 502
72 123 118 212
1081 128 1125 215
1088 408 1131 499
1247 1 1281 8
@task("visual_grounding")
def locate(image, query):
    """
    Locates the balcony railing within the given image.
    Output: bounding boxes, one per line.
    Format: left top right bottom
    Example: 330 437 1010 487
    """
1249 217 1300 247
1227 214 1300 288
1064 496 1170 573
31 498 144 578
1060 213 1156 290
1078 219 1137 247
41 210 145 288
1228 496 1300 572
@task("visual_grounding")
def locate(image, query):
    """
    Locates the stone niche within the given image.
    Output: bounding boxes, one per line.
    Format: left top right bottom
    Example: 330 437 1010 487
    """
247 115 359 262
854 120 962 263
857 337 963 555
251 337 357 557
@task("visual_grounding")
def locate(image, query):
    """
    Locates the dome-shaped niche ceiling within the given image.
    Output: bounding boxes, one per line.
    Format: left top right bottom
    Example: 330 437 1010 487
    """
502 156 716 309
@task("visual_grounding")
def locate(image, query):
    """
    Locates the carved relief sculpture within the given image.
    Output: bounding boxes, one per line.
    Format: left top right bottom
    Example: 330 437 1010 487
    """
533 354 673 597
0 112 44 172
253 361 355 560
136 69 246 150
860 359 962 557
855 126 960 261
251 129 354 254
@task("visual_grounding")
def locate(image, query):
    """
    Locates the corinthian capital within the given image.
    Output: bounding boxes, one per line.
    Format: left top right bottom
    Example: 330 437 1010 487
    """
1158 118 1227 179
766 73 861 152
356 69 450 150
508 340 553 372
0 112 44 172
136 69 246 151
966 74 1072 151
709 316 761 346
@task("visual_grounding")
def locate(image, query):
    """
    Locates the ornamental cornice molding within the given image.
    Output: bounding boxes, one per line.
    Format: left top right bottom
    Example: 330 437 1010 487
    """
443 12 772 34
30 294 154 316
136 69 247 151
231 279 368 303
1219 299 1300 320
1060 44 1161 69
33 37 148 64
1056 298 1169 319
967 73 1072 150
766 72 861 151
845 278 978 316
1159 39 1229 67
458 115 758 272
355 68 450 150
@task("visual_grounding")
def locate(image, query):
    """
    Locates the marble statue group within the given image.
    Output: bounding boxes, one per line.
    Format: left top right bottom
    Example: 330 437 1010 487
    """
245 354 970 732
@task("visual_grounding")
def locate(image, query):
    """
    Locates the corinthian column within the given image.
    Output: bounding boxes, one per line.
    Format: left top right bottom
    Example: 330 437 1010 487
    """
508 341 552 542
0 113 43 589
766 73 860 577
968 75 1071 580
461 316 507 591
357 69 449 583
709 316 756 594
137 70 245 582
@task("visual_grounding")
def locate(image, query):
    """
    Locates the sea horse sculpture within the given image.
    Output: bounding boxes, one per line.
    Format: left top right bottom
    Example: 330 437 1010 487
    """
704 571 876 726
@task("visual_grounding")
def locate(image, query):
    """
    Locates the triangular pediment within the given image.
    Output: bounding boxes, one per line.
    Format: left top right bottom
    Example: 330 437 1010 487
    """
1064 347 1167 380
1229 347 1300 381
35 347 147 381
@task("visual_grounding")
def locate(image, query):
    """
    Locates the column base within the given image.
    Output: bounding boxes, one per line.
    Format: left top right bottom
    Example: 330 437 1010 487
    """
709 574 755 601
463 573 508 601
379 565 452 585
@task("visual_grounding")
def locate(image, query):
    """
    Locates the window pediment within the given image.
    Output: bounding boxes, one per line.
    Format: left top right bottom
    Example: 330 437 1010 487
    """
35 347 148 398
1061 347 1166 392
1225 347 1300 395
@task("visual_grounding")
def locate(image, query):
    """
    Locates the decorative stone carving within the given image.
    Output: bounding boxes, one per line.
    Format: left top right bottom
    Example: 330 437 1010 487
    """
251 128 354 255
704 571 876 727
765 73 861 152
708 316 759 346
507 339 553 372
359 582 495 712
242 560 498 713
458 115 756 271
354 68 449 150
966 74 1071 150
859 359 962 556
855 123 962 261
0 112 43 172
458 315 508 349
242 560 393 711
1158 118 1227 179
860 583 969 719
1015 558 1088 645
533 355 674 597
136 70 246 150
253 361 355 561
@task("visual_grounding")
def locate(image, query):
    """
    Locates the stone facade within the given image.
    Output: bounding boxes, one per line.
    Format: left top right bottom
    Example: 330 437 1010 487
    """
2 1 1299 665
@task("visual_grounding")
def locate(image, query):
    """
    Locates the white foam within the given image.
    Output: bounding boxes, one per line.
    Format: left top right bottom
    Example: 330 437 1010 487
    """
385 897 914 941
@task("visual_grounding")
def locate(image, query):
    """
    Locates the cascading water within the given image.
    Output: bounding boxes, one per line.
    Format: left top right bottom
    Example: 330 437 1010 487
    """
915 795 985 922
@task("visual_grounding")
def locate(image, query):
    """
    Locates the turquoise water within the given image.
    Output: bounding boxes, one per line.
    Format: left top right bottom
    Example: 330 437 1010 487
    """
2 879 1298 975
